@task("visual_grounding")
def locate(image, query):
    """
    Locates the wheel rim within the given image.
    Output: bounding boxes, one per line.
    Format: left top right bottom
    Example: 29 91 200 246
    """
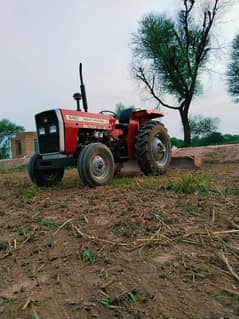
152 135 169 167
91 154 110 181
42 170 59 182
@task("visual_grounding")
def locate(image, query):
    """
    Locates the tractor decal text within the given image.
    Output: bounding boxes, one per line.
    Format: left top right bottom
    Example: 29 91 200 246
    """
83 124 106 129
65 114 109 124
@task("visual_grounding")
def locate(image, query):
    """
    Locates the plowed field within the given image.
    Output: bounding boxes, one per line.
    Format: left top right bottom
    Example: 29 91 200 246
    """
0 163 239 319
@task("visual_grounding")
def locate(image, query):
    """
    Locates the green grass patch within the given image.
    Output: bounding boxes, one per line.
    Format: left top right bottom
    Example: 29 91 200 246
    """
111 177 131 187
35 217 58 230
0 165 27 174
165 175 211 194
20 185 39 202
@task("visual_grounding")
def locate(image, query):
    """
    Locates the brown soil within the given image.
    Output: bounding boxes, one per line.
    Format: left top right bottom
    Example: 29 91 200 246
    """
0 163 239 319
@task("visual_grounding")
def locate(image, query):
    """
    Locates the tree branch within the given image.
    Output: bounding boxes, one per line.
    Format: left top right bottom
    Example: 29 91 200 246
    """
196 0 219 65
189 0 219 95
182 0 195 78
135 67 180 110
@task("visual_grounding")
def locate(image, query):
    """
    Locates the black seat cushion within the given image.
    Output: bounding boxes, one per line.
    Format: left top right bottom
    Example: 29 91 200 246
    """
119 108 134 124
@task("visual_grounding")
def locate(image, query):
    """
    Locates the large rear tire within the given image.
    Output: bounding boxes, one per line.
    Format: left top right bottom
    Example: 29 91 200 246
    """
28 153 64 187
78 143 115 187
135 121 171 175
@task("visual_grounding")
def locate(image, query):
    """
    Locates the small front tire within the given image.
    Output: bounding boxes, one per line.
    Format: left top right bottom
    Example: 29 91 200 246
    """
78 143 115 187
28 153 64 187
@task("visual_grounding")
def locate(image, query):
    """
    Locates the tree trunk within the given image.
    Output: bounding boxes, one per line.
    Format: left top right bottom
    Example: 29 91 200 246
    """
179 108 191 146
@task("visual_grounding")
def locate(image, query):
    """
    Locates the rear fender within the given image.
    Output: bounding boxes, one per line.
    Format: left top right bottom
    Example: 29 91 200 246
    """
131 109 164 126
126 110 164 160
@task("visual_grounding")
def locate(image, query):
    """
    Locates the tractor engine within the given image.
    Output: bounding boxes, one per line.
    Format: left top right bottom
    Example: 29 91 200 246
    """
35 109 115 155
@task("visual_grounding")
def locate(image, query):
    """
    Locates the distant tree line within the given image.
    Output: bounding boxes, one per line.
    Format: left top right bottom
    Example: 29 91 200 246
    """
171 133 239 148
171 114 239 148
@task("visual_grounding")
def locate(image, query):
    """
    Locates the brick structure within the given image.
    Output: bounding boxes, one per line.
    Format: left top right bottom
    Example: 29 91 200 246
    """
11 132 37 159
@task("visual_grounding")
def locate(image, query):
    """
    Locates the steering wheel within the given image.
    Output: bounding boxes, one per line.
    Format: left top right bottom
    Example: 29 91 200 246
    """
99 110 119 119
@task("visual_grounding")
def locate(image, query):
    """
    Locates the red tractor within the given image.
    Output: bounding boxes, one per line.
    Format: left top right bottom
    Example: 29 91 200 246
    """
28 64 171 187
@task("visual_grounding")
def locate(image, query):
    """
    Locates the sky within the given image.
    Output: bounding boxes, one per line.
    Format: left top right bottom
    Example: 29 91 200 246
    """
0 0 239 138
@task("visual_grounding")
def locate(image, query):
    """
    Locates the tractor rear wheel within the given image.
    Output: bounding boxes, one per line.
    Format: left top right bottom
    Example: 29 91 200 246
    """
135 121 171 175
78 143 115 187
28 153 64 187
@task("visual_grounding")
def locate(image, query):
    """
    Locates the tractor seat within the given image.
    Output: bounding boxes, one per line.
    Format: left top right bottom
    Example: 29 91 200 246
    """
118 107 134 123
115 107 134 133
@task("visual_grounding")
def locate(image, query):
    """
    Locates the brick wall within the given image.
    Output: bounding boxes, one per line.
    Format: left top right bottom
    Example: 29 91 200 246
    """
11 132 37 159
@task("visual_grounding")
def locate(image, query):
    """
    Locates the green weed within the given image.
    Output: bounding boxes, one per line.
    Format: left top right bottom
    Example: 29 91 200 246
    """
36 217 72 234
98 298 109 307
17 226 27 238
30 270 38 279
108 200 113 209
35 217 58 230
112 227 120 235
130 223 137 231
128 292 137 303
0 165 26 174
111 177 130 187
117 209 126 217
83 250 95 264
165 175 211 194
31 313 38 319
20 185 38 202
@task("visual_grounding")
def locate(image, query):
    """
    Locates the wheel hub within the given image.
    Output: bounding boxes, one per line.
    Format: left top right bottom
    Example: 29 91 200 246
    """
92 155 107 177
152 136 166 163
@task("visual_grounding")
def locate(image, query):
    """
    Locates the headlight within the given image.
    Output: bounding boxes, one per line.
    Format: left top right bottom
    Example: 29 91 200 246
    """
38 127 45 135
49 125 57 133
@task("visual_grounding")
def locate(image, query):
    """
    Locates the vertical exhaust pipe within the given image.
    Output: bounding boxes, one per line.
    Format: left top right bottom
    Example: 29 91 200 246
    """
79 63 88 112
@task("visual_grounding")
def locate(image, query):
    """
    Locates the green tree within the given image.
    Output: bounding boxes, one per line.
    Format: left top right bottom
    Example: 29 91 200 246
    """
115 103 126 116
189 115 220 137
227 33 239 103
114 103 136 116
0 119 24 159
203 132 224 145
132 0 222 145
0 143 8 159
0 118 25 134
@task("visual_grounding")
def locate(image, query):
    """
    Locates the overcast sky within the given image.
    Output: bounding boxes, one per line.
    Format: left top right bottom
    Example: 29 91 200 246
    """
0 0 239 138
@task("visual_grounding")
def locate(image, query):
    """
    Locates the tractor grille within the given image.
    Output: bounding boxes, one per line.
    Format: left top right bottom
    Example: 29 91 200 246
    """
35 110 60 154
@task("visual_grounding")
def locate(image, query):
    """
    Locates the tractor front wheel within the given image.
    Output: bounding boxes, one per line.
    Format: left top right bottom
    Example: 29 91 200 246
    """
135 121 171 175
28 153 64 187
78 143 115 187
